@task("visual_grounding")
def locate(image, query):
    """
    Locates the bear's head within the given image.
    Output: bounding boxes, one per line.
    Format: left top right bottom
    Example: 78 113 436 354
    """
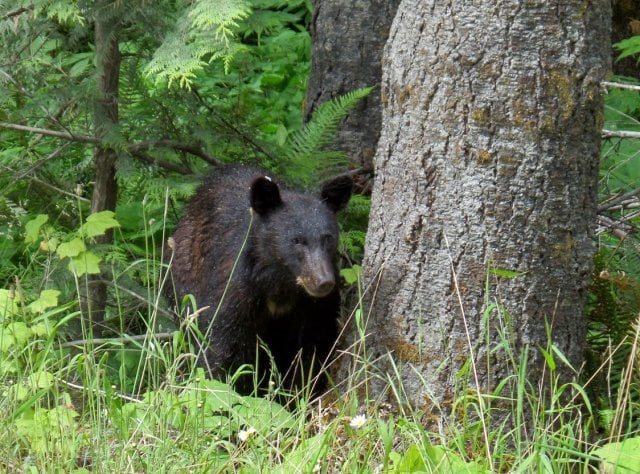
250 174 352 298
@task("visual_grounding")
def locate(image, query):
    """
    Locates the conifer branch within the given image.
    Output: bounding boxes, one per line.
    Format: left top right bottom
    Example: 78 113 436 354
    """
0 121 222 169
0 121 98 144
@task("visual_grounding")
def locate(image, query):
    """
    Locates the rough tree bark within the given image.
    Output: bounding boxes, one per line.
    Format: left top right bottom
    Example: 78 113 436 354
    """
305 0 400 178
350 1 610 412
80 4 121 338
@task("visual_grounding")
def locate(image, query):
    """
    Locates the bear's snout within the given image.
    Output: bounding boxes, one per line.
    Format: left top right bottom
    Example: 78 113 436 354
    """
297 249 336 298
315 279 335 296
297 274 335 298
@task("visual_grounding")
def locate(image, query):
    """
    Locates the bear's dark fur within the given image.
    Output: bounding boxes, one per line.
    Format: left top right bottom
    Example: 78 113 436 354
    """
169 165 352 394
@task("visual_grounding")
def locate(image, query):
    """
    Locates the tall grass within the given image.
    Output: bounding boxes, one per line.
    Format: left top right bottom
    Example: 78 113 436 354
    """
1 205 638 473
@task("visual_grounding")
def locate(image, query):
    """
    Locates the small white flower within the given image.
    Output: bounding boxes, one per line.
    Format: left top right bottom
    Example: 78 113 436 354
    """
312 462 322 473
349 414 367 429
238 426 257 442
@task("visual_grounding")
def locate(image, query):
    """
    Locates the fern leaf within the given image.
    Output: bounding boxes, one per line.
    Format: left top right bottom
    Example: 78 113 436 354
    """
146 0 251 88
280 86 373 184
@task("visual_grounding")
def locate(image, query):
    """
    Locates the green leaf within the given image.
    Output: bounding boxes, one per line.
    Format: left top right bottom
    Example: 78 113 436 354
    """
10 383 30 401
489 267 525 278
8 322 32 346
614 36 640 61
0 289 20 318
68 251 102 276
282 87 373 184
30 322 51 338
28 289 61 314
340 265 361 286
0 332 17 352
538 346 556 371
395 444 427 472
27 371 55 391
57 238 86 259
233 395 294 433
24 214 49 244
282 433 330 472
82 211 120 238
593 436 640 473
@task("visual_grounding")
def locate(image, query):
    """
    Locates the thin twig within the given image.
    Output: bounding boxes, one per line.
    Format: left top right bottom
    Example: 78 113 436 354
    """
602 129 640 139
59 331 175 349
58 377 143 403
0 163 91 202
0 120 223 168
131 150 192 174
0 121 97 143
97 278 176 318
603 81 640 92
130 139 223 167
3 6 31 20
597 215 635 240
599 186 640 211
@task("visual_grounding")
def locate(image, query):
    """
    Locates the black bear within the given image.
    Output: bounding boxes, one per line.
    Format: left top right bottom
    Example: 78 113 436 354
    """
169 165 352 394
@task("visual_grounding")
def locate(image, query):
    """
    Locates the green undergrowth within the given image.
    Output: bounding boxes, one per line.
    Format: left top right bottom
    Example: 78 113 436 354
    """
0 209 637 473
1 288 637 473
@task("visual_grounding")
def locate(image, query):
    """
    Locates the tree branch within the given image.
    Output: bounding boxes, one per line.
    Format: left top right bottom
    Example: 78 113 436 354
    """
129 139 223 167
131 150 193 174
603 81 640 92
0 121 97 144
599 186 640 211
602 129 640 139
4 6 31 20
0 121 223 168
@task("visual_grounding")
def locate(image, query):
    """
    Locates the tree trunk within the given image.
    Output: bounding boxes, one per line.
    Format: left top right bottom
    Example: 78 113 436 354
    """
305 0 400 178
81 5 121 338
348 1 610 412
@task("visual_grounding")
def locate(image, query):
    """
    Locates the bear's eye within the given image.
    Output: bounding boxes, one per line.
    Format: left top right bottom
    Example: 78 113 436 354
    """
321 234 335 247
292 236 307 246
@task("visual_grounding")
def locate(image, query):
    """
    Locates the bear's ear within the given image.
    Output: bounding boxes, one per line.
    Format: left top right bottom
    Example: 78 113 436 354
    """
320 175 352 213
250 176 283 215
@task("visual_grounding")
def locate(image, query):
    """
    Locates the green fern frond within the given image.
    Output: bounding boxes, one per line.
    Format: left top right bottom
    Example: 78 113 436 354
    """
189 0 250 33
146 0 251 88
280 86 373 184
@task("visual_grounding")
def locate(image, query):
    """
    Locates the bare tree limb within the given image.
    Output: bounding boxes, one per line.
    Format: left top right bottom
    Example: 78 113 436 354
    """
599 186 640 211
602 129 640 139
0 162 91 203
131 150 193 174
130 139 223 167
4 6 31 20
597 214 634 240
0 121 223 168
0 121 97 144
603 81 640 92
